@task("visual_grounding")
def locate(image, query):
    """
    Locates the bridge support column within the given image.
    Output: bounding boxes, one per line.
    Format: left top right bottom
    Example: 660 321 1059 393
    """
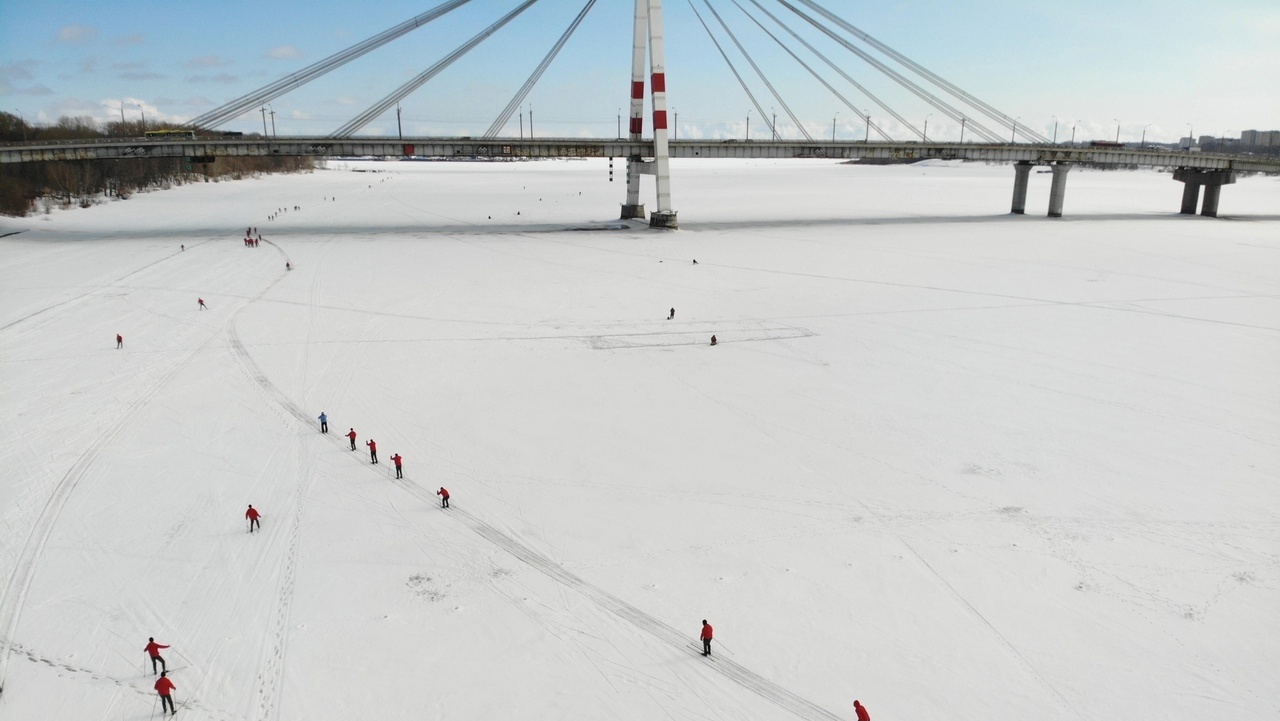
1010 161 1031 214
1047 163 1071 218
1179 182 1201 214
618 0 677 228
620 0 648 221
1173 168 1235 218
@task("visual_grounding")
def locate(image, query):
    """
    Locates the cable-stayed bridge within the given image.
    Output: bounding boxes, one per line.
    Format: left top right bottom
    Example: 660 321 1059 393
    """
3 0 1275 224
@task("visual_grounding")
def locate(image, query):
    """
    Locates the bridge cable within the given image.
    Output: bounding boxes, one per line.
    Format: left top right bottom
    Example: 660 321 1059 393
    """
776 0 1005 143
187 0 474 130
330 0 541 138
700 0 813 141
483 0 600 139
686 0 775 138
734 0 899 140
793 0 1051 143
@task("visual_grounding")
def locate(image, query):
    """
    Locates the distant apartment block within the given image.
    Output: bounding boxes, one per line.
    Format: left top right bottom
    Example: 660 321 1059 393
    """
1240 129 1279 147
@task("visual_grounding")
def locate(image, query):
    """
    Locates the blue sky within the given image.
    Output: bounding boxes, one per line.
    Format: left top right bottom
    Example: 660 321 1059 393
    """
2 0 1277 143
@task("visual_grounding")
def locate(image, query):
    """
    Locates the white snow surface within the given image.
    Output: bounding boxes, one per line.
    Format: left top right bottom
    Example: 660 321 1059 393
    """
0 159 1277 721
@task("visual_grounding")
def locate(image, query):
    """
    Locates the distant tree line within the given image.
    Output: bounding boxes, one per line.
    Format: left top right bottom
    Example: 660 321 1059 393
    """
0 112 313 217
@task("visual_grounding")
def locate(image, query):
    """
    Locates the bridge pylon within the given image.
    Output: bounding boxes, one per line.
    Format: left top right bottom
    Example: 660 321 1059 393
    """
621 0 677 229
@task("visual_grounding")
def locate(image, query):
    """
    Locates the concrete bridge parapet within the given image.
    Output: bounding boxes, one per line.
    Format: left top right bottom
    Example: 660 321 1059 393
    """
1173 168 1236 217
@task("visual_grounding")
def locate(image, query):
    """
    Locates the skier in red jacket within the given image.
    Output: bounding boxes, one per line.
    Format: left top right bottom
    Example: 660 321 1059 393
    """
366 438 378 464
144 637 169 674
246 504 261 533
390 453 403 479
854 699 871 721
116 333 123 349
198 298 206 310
437 487 450 508
155 671 177 715
347 428 357 450
700 620 713 656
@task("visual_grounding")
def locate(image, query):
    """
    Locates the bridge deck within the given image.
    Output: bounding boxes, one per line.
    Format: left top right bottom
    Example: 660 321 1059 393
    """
2 137 1278 173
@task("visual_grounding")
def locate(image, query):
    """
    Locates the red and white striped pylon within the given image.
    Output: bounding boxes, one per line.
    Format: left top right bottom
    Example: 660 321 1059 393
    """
621 0 678 228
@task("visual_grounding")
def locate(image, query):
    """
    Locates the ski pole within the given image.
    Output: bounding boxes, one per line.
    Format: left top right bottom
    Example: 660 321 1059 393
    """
714 639 734 655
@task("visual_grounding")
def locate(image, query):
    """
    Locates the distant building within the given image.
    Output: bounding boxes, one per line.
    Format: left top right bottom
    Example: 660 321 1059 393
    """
1241 129 1279 148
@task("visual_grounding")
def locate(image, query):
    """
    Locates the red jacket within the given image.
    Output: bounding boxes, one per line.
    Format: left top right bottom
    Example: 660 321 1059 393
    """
347 430 357 441
366 440 376 451
390 454 402 466
155 676 175 696
854 701 870 721
700 623 713 640
145 641 168 658
437 488 449 499
246 507 260 520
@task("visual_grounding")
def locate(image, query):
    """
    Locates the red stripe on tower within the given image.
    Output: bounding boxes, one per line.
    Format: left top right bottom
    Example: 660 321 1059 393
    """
651 73 666 93
653 110 668 130
632 81 645 99
630 118 644 135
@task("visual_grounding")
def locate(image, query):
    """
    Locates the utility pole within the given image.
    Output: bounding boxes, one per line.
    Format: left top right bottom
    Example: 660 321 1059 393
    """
396 104 402 140
268 107 276 137
260 106 268 137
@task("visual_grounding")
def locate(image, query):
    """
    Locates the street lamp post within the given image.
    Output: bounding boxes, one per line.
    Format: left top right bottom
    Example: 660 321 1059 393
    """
771 107 777 141
1011 117 1020 144
1052 116 1058 144
1186 123 1193 150
746 109 751 141
1140 123 1150 149
396 104 402 140
673 108 678 141
134 103 145 130
529 106 534 139
1114 119 1120 144
519 107 524 139
268 106 276 138
923 113 931 142
960 117 966 143
260 106 268 137
119 103 125 124
616 108 620 139
1071 121 1078 147
832 111 838 142
865 111 870 142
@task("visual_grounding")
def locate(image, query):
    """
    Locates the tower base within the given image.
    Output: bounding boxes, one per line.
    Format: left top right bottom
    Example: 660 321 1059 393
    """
649 210 678 229
620 203 646 220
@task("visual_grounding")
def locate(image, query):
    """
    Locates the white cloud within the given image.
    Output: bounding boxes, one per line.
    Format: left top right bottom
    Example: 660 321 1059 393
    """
57 25 97 44
265 45 301 59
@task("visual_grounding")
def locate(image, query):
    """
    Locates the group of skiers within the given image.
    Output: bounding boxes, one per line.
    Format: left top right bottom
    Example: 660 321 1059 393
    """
320 412 449 505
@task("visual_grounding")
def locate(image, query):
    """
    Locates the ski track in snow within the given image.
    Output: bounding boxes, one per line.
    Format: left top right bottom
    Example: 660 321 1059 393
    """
226 319 845 721
0 299 240 699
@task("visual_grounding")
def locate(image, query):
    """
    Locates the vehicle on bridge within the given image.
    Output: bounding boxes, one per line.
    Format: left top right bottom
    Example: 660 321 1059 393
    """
144 129 197 140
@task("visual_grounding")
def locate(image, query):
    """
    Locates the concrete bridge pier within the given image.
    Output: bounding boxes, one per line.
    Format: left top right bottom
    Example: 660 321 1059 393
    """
1173 168 1236 217
1047 163 1071 218
1010 161 1032 214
